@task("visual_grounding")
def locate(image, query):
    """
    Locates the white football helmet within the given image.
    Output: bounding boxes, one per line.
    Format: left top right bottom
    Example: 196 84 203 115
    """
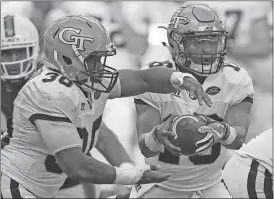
1 14 39 80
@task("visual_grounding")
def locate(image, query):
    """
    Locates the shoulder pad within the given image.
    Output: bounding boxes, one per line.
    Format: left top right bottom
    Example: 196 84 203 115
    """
29 68 80 106
147 60 173 69
222 63 252 86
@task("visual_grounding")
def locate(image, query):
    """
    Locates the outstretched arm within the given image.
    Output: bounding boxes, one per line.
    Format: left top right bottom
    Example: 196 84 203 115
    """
95 122 133 167
35 119 169 185
222 100 252 149
95 122 135 197
109 67 212 107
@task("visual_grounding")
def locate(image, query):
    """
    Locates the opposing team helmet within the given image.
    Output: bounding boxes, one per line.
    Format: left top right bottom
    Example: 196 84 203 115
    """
167 3 228 76
1 15 39 80
43 14 118 93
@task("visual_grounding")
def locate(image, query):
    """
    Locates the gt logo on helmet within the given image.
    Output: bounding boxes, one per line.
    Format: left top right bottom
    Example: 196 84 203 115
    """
169 16 189 29
58 27 94 51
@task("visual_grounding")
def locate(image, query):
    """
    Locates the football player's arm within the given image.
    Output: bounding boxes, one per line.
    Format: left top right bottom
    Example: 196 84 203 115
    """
109 67 212 107
35 119 169 185
95 121 134 167
223 98 253 149
34 119 117 184
221 73 254 150
135 101 181 158
196 72 254 154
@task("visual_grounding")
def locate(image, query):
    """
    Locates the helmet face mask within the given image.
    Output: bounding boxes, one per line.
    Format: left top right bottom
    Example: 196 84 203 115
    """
1 15 39 81
43 14 119 93
167 3 228 76
76 53 118 93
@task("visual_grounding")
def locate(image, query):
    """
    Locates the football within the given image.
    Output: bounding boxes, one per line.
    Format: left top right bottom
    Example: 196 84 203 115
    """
167 114 208 156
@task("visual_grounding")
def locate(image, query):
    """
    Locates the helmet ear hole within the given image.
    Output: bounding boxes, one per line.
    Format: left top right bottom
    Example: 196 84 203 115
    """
62 56 72 65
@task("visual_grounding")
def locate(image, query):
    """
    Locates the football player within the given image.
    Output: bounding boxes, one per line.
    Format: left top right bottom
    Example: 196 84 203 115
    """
1 14 212 199
223 129 273 198
1 14 39 138
44 3 147 197
0 13 133 199
133 3 254 198
0 13 158 199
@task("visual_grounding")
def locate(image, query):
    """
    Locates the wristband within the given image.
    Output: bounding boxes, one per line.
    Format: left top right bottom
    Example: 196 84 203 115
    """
220 126 237 145
119 163 135 190
114 166 143 185
170 72 196 91
144 126 164 152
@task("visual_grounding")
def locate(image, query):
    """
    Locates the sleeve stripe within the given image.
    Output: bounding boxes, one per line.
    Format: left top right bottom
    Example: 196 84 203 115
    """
29 114 72 126
134 98 150 105
242 96 253 104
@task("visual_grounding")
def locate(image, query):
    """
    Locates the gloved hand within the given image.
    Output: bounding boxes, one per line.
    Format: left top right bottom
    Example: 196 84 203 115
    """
193 113 230 155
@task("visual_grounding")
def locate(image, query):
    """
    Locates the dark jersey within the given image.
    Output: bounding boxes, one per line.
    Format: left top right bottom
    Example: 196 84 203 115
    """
1 78 27 136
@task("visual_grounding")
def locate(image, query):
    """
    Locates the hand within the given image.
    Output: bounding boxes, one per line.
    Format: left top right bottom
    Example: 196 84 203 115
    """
183 77 212 107
137 165 171 184
154 115 182 156
115 185 132 198
195 121 229 155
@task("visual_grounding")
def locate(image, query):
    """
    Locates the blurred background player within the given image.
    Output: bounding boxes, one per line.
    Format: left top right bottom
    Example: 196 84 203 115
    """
1 14 39 138
133 3 254 198
1 1 52 59
223 129 273 198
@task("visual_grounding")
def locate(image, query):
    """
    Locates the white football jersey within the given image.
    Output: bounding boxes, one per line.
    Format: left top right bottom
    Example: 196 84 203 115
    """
135 60 254 191
237 129 273 174
1 66 111 198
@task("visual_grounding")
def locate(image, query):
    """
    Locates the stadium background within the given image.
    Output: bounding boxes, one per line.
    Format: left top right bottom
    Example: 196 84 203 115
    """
1 0 273 197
